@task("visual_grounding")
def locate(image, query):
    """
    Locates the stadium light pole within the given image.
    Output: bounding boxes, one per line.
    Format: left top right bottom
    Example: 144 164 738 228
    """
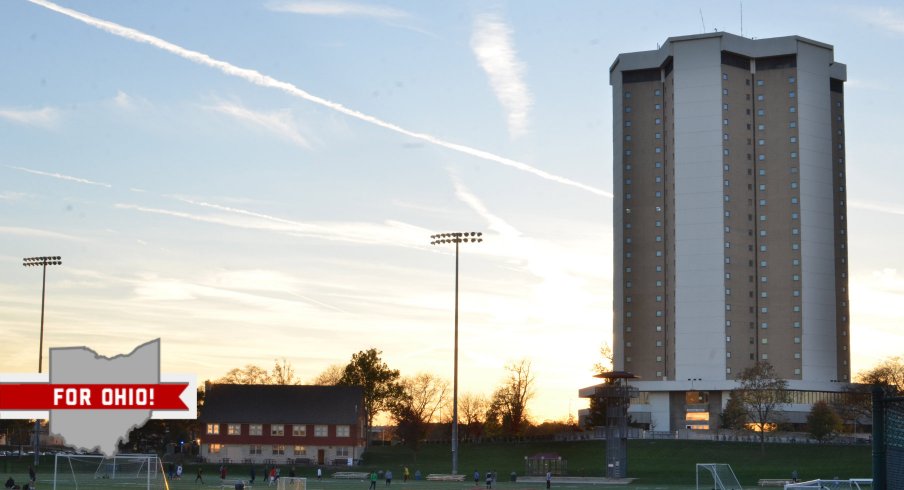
23 255 62 467
430 232 482 475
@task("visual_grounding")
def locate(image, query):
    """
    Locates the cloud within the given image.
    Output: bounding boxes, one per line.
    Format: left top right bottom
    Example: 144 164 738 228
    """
0 107 60 128
115 198 430 248
7 165 113 188
27 0 608 198
0 226 88 242
470 13 533 138
266 1 409 19
0 191 29 201
849 200 904 217
861 7 904 35
206 100 312 149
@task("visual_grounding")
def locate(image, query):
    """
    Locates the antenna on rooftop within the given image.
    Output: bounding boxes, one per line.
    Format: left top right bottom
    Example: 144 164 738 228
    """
699 8 706 33
740 1 744 37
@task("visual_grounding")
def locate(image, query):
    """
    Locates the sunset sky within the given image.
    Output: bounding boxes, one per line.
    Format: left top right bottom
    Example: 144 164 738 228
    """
2 0 903 423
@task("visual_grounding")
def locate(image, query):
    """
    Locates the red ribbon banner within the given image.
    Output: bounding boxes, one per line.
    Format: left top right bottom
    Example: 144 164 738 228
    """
0 383 189 410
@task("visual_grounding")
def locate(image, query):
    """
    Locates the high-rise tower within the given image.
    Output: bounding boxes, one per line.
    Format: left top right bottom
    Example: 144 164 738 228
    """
607 32 849 431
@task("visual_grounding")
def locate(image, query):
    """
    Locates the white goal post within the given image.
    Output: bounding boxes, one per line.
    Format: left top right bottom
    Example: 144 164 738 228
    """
53 453 161 490
277 477 307 490
696 463 742 490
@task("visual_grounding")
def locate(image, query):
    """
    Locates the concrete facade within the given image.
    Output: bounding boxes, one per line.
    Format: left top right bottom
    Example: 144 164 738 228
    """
602 32 849 432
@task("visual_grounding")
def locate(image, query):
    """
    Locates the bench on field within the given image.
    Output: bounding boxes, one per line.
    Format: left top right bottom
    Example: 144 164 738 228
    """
427 474 466 482
332 472 369 480
758 479 791 487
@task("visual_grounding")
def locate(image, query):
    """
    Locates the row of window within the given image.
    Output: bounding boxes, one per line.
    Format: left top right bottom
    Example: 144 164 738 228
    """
721 74 796 85
723 104 797 115
208 444 351 457
207 423 349 438
722 88 796 99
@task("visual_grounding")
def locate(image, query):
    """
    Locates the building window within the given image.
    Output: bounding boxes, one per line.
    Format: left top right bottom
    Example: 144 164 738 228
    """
249 445 262 455
293 445 307 455
790 106 796 113
758 154 765 161
794 352 801 359
757 94 764 101
337 425 351 437
789 91 796 98
722 73 728 80
794 368 801 375
655 103 661 110
762 353 769 360
794 337 801 344
655 340 663 347
757 79 764 86
655 147 662 153
791 197 799 204
625 120 632 127
249 424 262 436
292 425 307 437
209 443 222 454
723 103 729 111
723 88 729 95
724 133 729 141
791 151 798 159
625 107 632 113
656 355 663 362
757 139 765 146
655 310 663 317
761 322 768 329
625 135 632 141
655 117 661 125
272 445 286 456
790 121 797 128
789 76 796 84
207 424 220 435
655 132 662 139
757 109 765 116
336 447 350 457
271 425 285 436
227 424 241 436
723 118 729 126
655 89 662 96
624 91 631 98
314 425 328 437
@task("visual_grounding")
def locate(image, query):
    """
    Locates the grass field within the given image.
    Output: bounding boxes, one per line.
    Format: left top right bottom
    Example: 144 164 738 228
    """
0 439 872 489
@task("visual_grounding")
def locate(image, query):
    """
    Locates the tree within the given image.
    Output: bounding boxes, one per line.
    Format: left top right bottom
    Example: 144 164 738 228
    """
733 362 791 451
309 364 345 385
807 400 842 443
720 393 747 433
217 364 272 384
215 358 300 385
487 359 535 436
389 373 449 457
856 356 904 395
831 385 871 433
270 358 300 385
459 392 489 441
338 348 405 444
592 342 614 375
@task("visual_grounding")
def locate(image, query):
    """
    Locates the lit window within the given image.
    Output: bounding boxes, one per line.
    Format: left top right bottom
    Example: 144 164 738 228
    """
294 445 307 455
209 443 222 453
207 424 220 435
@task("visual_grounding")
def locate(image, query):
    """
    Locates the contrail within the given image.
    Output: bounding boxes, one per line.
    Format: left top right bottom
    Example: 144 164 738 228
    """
7 164 112 188
27 0 611 198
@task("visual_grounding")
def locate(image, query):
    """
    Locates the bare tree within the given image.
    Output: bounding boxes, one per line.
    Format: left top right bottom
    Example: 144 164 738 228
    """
216 358 300 385
271 358 300 385
857 356 904 395
487 359 535 436
734 362 791 451
593 342 614 375
310 363 345 385
459 392 489 440
217 364 272 384
390 373 450 456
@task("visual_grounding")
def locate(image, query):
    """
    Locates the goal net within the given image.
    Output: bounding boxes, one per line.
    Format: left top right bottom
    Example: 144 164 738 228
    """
696 463 743 490
53 453 162 490
277 477 307 490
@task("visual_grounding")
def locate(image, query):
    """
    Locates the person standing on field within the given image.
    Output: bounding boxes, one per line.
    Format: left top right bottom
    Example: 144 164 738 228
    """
195 467 204 484
369 471 378 490
546 471 551 489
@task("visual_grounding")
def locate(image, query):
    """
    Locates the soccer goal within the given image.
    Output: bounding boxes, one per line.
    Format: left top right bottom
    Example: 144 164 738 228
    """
53 453 162 490
696 463 743 490
277 477 307 490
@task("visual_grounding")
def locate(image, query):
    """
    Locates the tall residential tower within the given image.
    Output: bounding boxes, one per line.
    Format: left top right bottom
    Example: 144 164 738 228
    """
607 32 849 431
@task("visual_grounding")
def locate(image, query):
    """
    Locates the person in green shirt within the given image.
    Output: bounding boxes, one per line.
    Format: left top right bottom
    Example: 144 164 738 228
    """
369 471 378 490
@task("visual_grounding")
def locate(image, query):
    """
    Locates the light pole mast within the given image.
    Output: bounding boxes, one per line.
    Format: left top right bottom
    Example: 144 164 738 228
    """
430 232 482 476
23 255 62 467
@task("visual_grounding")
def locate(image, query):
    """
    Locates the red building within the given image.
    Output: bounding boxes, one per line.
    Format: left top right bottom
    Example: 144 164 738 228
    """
199 384 366 465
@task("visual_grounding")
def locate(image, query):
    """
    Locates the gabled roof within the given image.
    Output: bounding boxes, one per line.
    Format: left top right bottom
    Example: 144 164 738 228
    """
201 384 364 425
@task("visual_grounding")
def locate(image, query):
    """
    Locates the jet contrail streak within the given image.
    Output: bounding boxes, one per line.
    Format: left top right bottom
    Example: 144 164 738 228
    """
27 0 611 198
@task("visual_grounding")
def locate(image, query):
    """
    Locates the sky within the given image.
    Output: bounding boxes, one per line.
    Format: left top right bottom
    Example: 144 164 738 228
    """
1 0 903 424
